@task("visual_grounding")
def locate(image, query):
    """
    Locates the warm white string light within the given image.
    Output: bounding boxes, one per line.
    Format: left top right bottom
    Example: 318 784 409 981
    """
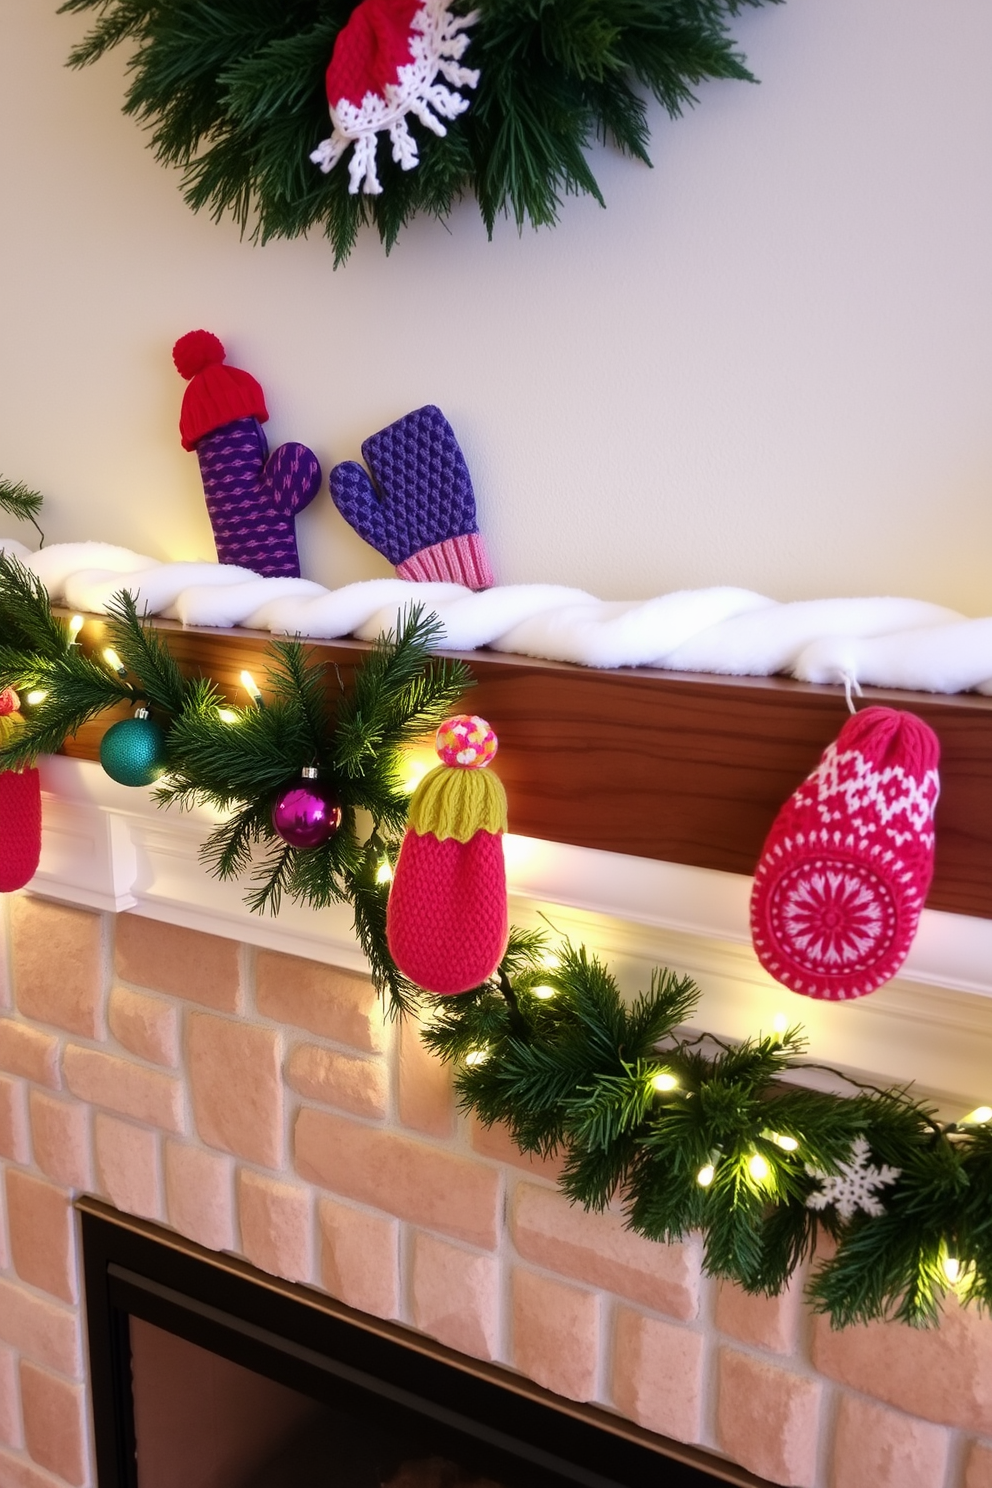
465 1048 489 1067
217 707 239 725
102 647 127 678
697 1163 716 1187
375 860 394 885
651 1071 679 1093
748 1152 771 1183
532 985 557 1001
239 670 264 707
68 614 84 642
25 689 47 706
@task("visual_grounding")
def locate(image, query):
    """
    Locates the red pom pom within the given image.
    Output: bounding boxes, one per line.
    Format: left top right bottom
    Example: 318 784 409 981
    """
173 330 226 381
0 689 19 718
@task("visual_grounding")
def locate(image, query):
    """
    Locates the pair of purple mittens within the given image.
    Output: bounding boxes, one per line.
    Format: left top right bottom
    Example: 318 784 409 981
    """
174 332 493 589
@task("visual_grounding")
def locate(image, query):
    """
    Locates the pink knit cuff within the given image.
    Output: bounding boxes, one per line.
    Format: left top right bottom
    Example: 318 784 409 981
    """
397 533 494 590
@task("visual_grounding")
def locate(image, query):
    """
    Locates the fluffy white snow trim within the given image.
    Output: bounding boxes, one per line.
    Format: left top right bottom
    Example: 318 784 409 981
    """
20 541 992 697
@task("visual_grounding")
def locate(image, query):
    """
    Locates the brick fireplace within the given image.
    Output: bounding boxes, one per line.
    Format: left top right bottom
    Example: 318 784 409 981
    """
2 762 992 1488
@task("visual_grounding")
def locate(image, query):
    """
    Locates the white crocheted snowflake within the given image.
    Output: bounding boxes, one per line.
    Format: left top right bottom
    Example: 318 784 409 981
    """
805 1135 901 1220
311 0 480 196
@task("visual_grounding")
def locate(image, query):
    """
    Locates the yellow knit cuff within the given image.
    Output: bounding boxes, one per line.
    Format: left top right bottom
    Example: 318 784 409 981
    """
408 766 507 842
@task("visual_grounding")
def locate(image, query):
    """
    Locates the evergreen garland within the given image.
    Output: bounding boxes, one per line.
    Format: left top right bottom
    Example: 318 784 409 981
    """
1 552 989 1327
0 477 46 547
58 0 779 263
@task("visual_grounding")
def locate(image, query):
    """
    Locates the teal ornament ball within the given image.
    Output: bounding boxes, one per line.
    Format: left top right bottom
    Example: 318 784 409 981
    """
99 711 168 787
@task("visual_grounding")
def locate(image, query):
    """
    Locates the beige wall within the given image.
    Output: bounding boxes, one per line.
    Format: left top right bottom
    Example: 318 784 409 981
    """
1 1 991 610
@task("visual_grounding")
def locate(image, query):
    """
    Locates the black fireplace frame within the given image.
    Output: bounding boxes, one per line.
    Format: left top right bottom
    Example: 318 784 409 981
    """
78 1197 768 1488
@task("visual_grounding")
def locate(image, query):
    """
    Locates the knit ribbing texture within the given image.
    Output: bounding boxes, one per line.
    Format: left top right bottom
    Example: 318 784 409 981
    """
750 706 940 1000
387 829 508 995
408 766 507 842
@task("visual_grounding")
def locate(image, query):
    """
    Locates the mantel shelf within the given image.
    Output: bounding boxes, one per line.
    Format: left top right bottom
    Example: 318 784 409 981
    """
58 614 992 923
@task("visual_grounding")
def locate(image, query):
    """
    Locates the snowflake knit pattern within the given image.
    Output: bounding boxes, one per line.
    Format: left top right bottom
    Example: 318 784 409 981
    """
330 405 494 589
750 706 940 1000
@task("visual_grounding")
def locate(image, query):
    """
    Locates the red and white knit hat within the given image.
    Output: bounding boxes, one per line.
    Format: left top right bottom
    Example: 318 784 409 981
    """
750 706 940 1001
310 0 479 195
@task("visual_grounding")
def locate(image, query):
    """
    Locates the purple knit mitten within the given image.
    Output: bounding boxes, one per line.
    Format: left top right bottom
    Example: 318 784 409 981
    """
329 405 494 589
196 418 321 579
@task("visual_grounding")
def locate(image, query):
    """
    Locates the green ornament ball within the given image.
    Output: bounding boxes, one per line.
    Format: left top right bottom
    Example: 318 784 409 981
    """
99 713 168 787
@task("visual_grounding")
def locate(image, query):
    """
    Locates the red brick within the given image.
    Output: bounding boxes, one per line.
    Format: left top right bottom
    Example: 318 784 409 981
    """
256 952 386 1052
238 1172 311 1284
10 896 104 1040
5 1173 76 1304
831 1394 948 1488
0 1280 81 1376
399 1015 455 1138
94 1114 161 1222
715 1274 803 1355
28 1093 90 1191
966 1442 992 1488
63 1044 183 1134
512 1269 599 1403
108 985 178 1066
115 912 241 1011
0 1024 60 1089
716 1348 821 1488
296 1108 499 1249
470 1118 564 1180
612 1307 705 1443
0 1077 28 1164
164 1142 235 1254
411 1233 499 1360
286 1044 387 1120
511 1183 699 1320
0 1344 21 1449
187 1014 282 1166
20 1361 87 1486
0 1448 68 1488
318 1199 399 1320
811 1297 992 1433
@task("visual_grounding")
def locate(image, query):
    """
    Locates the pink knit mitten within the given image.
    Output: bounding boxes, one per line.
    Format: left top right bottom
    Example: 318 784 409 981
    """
750 706 940 1000
387 716 508 995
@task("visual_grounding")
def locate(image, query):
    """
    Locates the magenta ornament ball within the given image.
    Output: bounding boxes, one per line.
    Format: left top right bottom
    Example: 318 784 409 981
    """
271 778 342 849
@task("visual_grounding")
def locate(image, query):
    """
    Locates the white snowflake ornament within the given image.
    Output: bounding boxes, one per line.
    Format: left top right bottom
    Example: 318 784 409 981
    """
805 1135 901 1220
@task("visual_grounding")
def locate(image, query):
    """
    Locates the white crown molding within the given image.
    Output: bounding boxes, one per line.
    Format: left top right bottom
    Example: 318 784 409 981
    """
26 756 992 1110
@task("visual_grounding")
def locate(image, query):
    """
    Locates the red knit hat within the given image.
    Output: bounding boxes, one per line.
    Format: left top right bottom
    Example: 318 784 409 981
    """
173 331 268 452
750 706 940 1001
310 0 479 196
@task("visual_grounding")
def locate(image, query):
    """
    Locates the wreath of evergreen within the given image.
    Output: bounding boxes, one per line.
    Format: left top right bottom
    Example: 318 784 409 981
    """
1 549 990 1330
58 0 778 264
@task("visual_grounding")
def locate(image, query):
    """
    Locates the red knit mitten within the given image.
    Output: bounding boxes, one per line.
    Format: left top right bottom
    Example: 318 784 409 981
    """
750 706 940 1001
387 715 508 995
0 690 42 893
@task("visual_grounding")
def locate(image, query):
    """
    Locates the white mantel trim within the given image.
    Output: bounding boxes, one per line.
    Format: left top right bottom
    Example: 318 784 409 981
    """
25 756 992 1112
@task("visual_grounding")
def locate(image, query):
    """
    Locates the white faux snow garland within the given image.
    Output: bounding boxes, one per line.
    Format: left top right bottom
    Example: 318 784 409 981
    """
7 537 992 697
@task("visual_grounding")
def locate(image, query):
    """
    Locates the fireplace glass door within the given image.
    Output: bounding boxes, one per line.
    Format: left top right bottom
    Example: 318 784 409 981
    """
79 1199 759 1488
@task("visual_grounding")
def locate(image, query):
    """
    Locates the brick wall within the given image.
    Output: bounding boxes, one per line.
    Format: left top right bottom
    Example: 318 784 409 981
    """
1 894 991 1488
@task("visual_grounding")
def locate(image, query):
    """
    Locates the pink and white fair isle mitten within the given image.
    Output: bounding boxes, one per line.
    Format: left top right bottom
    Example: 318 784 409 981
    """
750 706 940 1000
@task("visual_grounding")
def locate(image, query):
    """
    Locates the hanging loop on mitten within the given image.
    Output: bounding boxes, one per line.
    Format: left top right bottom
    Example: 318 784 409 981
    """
387 714 508 994
0 689 42 893
173 331 321 579
330 404 494 589
750 706 940 1001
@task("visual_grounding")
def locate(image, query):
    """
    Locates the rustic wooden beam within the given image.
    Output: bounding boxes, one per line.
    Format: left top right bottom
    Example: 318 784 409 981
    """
59 614 992 921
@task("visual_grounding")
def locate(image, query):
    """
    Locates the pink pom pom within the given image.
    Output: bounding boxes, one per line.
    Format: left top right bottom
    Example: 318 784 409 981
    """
436 715 498 769
0 689 20 718
173 330 226 380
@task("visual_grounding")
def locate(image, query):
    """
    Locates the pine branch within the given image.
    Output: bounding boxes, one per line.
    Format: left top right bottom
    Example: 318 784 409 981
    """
0 478 45 545
104 590 191 715
0 553 68 660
